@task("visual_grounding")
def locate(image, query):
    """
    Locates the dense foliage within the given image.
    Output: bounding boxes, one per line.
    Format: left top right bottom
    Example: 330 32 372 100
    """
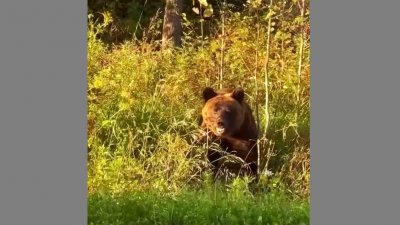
88 0 310 200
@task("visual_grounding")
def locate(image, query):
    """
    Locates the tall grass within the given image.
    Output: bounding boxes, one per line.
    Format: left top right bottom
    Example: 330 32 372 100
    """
87 2 310 198
89 188 309 225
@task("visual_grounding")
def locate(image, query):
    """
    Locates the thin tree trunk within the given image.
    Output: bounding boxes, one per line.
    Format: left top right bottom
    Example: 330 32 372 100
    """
263 0 273 136
219 1 226 90
162 0 183 49
254 12 261 176
297 0 305 78
296 0 305 122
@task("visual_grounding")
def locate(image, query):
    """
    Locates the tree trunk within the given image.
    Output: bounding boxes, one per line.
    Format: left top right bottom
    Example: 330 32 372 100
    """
162 0 183 49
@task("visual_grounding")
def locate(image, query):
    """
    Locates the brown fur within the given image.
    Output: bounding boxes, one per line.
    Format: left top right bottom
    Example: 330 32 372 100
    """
199 87 259 177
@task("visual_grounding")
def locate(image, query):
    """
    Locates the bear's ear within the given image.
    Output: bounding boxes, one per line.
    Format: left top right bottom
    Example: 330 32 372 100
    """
203 87 217 101
231 87 245 102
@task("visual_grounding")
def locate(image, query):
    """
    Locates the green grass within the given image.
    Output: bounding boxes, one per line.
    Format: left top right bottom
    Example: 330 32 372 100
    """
87 3 310 218
87 4 310 224
88 189 309 225
87 9 310 197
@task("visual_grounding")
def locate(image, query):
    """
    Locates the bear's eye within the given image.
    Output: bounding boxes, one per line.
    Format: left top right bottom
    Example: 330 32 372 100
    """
216 106 233 114
225 108 235 115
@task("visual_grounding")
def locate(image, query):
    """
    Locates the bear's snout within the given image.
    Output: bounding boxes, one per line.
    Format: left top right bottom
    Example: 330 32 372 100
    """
216 126 225 135
215 121 226 135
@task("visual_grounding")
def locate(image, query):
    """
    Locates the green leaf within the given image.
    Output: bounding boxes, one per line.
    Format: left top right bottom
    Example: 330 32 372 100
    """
264 10 275 20
203 6 213 18
192 7 200 15
198 0 208 7
101 120 114 127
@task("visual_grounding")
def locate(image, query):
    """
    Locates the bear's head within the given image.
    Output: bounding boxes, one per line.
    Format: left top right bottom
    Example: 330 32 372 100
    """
201 87 246 137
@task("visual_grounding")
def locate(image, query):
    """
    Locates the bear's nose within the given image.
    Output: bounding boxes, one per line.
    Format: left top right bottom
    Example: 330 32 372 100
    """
217 121 224 127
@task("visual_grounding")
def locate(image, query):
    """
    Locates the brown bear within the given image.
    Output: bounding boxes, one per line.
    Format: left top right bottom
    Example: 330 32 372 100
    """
199 87 259 178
